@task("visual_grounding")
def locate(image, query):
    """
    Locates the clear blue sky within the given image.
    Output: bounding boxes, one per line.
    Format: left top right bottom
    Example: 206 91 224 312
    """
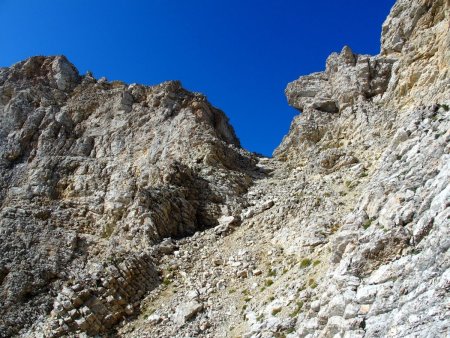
0 0 395 156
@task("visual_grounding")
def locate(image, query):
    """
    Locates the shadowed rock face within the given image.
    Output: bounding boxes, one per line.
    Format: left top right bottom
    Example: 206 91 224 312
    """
0 55 258 336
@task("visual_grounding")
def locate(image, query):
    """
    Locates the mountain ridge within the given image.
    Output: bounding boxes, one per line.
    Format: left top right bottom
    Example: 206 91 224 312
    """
0 0 449 337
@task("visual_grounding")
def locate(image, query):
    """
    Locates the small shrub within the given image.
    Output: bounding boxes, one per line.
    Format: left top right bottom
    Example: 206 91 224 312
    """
441 104 449 111
271 308 282 316
267 269 276 277
362 219 373 230
299 258 312 268
308 278 318 289
265 279 274 287
313 260 321 267
162 277 171 286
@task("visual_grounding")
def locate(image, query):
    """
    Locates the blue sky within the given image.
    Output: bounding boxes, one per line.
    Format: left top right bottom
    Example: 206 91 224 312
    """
0 0 395 156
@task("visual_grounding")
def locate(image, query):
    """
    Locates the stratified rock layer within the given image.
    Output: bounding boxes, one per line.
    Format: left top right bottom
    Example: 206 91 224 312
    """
0 56 257 336
0 0 449 337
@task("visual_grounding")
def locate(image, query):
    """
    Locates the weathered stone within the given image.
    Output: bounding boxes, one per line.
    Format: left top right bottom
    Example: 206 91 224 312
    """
173 301 204 325
1 1 450 338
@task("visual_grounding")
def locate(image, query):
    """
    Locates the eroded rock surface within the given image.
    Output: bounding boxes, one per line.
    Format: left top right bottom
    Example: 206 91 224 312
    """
0 56 257 337
1 0 449 337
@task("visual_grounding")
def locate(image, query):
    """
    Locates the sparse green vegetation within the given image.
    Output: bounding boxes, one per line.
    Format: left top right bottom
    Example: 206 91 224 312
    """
244 296 251 302
289 301 304 317
271 307 282 316
362 218 373 230
162 277 171 286
440 103 449 111
308 278 318 289
315 197 322 206
265 279 274 287
143 307 155 317
268 295 275 301
267 268 277 277
299 258 312 268
101 224 114 238
229 288 236 294
313 260 321 266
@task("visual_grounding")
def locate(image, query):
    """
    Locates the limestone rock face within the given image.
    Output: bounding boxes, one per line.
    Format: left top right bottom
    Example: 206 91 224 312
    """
285 46 394 114
0 56 257 336
1 0 449 337
380 0 450 110
270 0 450 337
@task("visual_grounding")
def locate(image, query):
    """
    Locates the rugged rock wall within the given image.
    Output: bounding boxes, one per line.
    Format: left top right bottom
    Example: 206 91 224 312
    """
270 0 450 336
381 0 450 109
0 56 257 336
0 0 449 337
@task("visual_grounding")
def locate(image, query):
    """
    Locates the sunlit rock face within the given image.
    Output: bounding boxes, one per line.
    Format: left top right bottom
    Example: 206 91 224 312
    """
0 55 257 336
271 0 450 336
1 0 449 337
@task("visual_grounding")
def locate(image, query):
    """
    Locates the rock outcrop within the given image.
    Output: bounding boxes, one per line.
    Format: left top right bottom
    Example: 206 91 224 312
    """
0 0 449 337
0 56 257 337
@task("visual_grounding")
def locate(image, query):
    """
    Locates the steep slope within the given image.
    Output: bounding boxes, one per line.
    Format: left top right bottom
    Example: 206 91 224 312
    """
1 0 449 337
120 0 448 337
0 56 258 337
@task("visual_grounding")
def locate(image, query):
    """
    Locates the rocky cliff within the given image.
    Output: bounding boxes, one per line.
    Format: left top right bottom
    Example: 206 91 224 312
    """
0 0 449 337
0 56 258 337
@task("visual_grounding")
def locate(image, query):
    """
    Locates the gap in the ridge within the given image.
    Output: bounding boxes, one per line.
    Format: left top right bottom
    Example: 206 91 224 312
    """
0 0 396 157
